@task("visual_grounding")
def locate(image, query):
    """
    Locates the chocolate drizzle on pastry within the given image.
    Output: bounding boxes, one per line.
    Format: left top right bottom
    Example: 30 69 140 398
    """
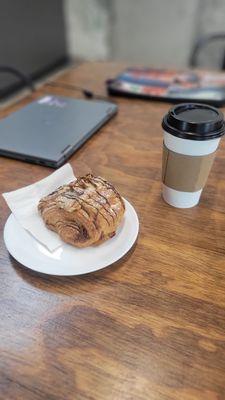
38 174 125 248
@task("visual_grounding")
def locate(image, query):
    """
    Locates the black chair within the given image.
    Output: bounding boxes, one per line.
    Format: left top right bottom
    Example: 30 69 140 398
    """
190 33 225 69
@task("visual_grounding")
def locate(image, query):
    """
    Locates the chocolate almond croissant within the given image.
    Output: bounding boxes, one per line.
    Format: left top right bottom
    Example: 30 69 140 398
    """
38 174 125 248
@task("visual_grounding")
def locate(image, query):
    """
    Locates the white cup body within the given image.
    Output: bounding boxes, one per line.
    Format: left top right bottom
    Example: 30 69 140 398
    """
162 130 221 208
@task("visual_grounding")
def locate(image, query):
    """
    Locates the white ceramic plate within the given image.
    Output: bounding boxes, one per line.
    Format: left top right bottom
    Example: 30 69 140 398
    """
4 199 139 276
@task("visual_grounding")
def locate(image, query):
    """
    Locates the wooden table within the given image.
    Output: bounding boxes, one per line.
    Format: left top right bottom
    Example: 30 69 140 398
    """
1 62 225 400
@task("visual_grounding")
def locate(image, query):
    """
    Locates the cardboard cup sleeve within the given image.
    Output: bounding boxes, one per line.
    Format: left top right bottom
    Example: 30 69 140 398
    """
162 143 216 192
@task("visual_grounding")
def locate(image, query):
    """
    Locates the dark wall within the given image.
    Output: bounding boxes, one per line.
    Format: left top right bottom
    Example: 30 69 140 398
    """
0 0 68 97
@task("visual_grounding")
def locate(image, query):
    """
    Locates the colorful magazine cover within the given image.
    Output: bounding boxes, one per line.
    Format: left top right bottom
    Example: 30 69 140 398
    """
108 67 225 105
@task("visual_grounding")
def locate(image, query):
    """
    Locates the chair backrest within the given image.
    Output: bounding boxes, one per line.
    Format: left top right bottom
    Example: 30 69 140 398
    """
190 33 225 70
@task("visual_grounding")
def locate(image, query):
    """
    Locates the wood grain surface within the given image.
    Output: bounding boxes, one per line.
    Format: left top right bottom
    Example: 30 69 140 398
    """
1 62 225 400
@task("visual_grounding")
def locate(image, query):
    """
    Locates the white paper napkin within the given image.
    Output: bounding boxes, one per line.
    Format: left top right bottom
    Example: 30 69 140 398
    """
2 163 76 251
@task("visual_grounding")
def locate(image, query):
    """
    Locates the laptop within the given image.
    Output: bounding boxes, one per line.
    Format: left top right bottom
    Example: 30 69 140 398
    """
0 95 117 168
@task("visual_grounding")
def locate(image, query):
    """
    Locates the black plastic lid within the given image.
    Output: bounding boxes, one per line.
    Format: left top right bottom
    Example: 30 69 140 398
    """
162 103 225 140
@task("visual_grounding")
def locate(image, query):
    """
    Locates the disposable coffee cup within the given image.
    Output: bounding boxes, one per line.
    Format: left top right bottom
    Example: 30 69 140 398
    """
162 103 225 208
